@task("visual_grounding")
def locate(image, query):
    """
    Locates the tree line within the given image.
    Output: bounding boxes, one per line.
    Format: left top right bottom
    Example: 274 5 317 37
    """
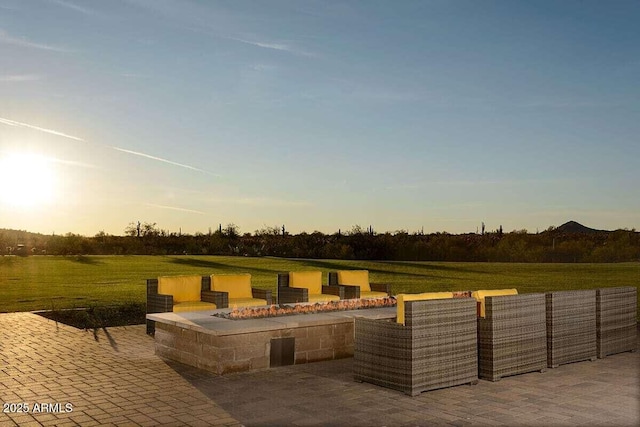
1 223 639 263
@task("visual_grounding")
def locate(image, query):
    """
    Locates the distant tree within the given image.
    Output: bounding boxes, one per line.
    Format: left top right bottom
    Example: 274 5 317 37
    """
223 223 240 239
124 222 141 237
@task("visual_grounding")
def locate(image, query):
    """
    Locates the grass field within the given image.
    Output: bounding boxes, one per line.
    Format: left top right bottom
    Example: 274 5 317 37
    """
1 255 639 319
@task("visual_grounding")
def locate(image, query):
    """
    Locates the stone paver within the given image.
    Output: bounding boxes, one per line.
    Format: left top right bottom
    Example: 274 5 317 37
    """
0 313 241 427
1 313 638 426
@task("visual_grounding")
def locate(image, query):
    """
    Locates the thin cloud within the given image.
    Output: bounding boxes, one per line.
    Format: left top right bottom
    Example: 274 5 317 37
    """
0 29 72 53
225 35 315 57
382 178 563 191
51 158 100 170
0 74 42 82
210 196 311 207
145 203 205 215
231 37 291 52
48 0 94 15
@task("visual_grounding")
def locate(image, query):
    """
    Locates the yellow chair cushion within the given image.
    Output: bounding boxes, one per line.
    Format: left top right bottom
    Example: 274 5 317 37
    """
360 291 389 299
396 292 454 325
158 275 202 303
307 293 341 303
173 301 217 312
290 271 323 295
337 270 371 292
228 297 269 308
211 274 253 299
472 289 518 317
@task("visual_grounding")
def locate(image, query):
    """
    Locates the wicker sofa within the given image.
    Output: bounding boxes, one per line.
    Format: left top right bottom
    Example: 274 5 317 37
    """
146 275 227 335
477 293 547 381
277 271 344 304
596 286 638 358
328 270 391 299
354 297 478 396
208 273 273 308
546 289 597 368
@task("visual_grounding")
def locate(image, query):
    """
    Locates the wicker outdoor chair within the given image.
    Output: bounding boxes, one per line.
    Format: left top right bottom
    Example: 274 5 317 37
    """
146 275 228 335
596 286 637 358
478 293 547 381
354 298 478 396
328 270 391 299
277 271 344 304
546 289 597 368
208 273 273 308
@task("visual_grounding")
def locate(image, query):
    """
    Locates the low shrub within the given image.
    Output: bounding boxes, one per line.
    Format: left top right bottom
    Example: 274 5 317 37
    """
38 302 146 329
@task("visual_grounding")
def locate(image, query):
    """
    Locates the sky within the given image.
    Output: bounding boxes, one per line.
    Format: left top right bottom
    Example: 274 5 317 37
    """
1 0 639 237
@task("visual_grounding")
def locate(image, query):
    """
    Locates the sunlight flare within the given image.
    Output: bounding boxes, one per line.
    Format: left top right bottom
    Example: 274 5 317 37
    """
0 153 57 207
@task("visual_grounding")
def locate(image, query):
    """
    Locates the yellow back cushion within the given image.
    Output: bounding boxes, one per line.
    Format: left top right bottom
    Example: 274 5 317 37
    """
472 289 518 317
211 274 253 299
396 292 454 325
290 271 323 295
158 275 202 303
337 270 371 292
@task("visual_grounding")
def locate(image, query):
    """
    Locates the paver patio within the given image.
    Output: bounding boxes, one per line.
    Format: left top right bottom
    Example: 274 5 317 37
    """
1 312 638 426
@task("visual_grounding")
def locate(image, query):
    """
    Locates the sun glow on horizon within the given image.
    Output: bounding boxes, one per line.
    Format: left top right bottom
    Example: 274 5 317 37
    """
0 153 58 208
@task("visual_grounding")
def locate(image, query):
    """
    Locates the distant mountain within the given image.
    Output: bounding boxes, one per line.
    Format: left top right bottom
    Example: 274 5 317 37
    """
553 221 607 234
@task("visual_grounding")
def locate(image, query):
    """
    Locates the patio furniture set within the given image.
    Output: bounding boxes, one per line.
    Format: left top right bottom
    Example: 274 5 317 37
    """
146 270 637 397
147 270 385 334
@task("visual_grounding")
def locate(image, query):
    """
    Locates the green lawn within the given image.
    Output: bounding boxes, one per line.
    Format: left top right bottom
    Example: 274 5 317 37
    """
1 255 639 318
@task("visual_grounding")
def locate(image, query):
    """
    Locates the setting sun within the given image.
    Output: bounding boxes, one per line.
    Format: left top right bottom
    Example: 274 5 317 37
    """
0 153 57 208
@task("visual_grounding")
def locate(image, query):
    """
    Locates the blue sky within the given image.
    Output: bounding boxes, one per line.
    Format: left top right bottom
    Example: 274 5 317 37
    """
1 0 639 236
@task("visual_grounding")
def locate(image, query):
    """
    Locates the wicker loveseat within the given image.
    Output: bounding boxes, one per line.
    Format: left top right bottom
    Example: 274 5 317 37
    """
476 293 547 381
277 271 344 304
207 273 272 308
596 286 638 358
354 296 478 396
328 270 391 299
146 275 227 335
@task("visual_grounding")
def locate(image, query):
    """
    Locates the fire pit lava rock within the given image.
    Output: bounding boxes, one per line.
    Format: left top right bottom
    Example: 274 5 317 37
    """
213 297 396 320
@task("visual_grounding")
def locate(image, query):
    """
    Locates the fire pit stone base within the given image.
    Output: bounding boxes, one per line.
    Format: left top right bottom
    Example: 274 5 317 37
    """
150 306 396 375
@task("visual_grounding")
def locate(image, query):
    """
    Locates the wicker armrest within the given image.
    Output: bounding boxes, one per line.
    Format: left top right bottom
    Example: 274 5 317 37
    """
322 285 345 299
370 282 392 295
252 288 273 305
339 284 360 299
278 286 308 304
146 277 172 336
147 293 173 313
201 290 229 308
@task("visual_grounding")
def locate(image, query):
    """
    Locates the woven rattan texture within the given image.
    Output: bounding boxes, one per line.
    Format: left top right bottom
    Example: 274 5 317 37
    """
479 293 547 381
546 290 597 368
354 298 478 396
596 286 637 358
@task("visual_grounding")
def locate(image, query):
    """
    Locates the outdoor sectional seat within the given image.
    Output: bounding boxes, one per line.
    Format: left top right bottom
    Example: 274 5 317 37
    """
277 271 344 304
475 293 547 381
546 289 597 368
596 286 638 358
328 270 391 299
354 295 478 396
146 275 226 335
208 273 272 308
395 292 454 325
471 288 518 318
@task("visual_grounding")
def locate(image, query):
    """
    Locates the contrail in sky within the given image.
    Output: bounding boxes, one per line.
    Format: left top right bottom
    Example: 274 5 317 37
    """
111 147 208 173
0 116 211 174
0 116 85 141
